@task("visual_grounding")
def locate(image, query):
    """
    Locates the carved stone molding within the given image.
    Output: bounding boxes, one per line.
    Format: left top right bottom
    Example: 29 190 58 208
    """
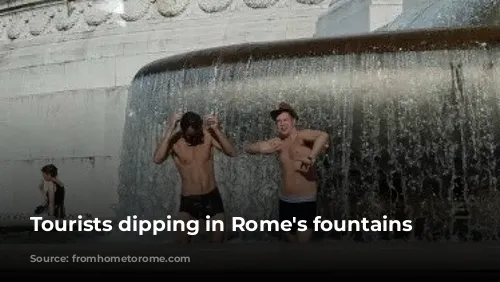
121 0 151 21
199 0 232 13
156 0 189 17
0 0 325 42
243 0 278 9
296 0 324 4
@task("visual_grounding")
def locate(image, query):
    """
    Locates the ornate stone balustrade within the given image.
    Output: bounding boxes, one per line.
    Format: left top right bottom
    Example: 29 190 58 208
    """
0 0 327 41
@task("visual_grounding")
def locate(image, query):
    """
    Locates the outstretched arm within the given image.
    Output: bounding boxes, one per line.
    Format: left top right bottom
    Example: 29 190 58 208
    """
153 115 181 164
244 138 280 155
299 129 329 161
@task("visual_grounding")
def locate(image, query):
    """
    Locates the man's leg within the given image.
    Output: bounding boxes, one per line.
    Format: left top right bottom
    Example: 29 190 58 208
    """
205 187 225 243
279 200 298 243
295 201 316 243
175 212 195 244
208 212 225 243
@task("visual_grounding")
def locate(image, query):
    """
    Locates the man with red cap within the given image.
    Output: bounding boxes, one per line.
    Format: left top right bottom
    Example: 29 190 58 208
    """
244 102 329 243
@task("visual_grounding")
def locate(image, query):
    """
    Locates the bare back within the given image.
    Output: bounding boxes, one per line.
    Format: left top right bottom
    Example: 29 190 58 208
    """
274 132 318 197
172 130 217 196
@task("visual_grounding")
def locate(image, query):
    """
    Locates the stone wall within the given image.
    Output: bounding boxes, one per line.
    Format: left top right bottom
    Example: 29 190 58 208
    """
315 0 403 37
0 0 329 220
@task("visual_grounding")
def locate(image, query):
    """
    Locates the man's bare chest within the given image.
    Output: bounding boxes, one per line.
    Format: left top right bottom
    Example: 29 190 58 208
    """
173 141 212 165
278 139 311 161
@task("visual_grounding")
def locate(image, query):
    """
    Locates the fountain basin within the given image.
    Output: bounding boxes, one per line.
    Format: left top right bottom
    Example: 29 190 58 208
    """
119 27 500 241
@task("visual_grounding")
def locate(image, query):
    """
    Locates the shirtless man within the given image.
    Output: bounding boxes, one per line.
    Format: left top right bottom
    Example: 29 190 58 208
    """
153 111 237 244
244 102 329 243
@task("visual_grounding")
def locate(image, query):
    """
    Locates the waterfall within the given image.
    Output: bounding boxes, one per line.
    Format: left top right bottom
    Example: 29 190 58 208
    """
118 27 500 242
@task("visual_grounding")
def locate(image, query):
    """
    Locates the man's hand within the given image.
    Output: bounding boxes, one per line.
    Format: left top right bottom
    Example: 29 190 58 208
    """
166 114 181 136
168 114 181 128
205 114 219 130
297 156 315 172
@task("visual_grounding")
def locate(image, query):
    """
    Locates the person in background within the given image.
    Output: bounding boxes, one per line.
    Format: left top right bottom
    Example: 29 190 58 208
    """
153 112 237 244
37 164 66 219
244 102 329 243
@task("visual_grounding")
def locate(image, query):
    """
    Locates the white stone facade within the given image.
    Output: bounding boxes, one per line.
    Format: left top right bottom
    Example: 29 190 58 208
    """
315 0 403 37
0 0 331 220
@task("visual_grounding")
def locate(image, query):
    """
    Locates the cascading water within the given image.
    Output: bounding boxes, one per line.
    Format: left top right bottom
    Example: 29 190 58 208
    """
117 27 500 242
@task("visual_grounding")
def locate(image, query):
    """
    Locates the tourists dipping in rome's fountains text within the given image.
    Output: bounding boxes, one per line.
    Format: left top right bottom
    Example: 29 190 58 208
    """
153 112 237 244
244 102 329 243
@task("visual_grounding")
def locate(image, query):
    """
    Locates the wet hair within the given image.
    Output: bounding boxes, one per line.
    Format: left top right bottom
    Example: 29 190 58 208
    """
179 111 204 145
270 102 299 121
41 164 58 178
180 111 203 134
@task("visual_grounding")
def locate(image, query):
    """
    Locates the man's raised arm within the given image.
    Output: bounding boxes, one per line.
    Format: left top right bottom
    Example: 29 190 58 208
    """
298 129 329 161
153 115 181 164
206 115 237 157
